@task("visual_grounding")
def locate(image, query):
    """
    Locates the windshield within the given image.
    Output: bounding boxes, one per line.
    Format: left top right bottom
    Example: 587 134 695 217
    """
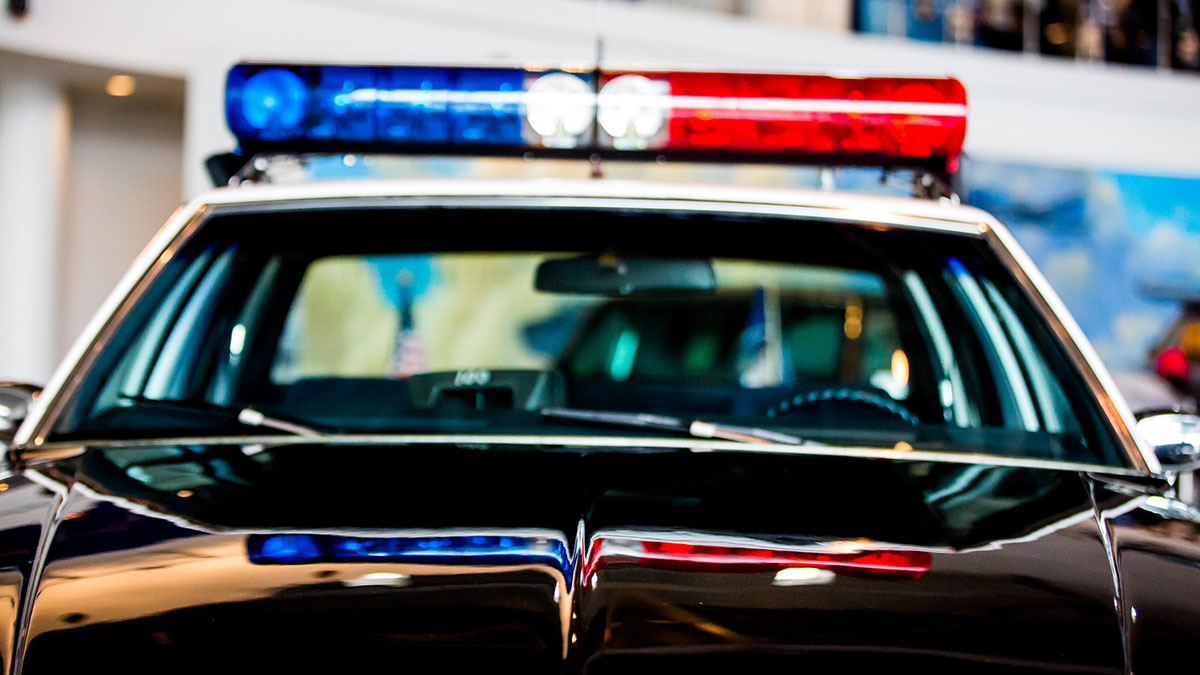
51 204 1126 467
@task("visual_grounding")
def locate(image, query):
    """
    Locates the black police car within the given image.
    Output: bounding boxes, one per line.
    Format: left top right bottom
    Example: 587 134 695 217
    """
0 64 1198 674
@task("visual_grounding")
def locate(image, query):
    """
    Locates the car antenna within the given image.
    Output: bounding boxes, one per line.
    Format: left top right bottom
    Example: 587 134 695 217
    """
591 22 605 180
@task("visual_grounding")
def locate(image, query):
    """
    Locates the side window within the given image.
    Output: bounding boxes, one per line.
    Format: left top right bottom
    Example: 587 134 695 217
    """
982 278 1080 437
208 257 284 405
141 245 239 400
88 243 227 418
971 262 1120 465
944 257 1041 432
902 271 976 426
939 257 1084 450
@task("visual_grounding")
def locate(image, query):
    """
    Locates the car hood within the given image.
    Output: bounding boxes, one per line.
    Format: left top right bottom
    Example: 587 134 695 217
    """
14 441 1126 674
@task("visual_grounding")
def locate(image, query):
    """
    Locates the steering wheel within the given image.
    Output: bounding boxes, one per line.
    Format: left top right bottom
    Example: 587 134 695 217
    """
766 386 920 425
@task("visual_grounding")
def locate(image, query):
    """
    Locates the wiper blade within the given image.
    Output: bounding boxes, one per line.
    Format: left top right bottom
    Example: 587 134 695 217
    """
118 396 324 439
541 407 802 445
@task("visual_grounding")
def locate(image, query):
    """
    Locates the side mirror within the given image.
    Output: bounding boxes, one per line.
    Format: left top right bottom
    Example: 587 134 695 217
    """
1136 412 1200 473
0 382 42 449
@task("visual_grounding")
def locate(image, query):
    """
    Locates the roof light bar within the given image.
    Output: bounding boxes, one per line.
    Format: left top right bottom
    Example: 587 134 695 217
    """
225 63 966 172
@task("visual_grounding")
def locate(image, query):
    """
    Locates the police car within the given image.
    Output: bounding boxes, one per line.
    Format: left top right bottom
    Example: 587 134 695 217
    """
0 63 1199 674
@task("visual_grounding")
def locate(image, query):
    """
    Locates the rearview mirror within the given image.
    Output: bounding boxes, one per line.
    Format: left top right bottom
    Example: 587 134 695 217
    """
535 254 716 296
1136 412 1200 472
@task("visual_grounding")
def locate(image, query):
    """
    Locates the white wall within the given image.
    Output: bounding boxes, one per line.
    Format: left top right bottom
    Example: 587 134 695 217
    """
0 65 69 383
58 90 183 357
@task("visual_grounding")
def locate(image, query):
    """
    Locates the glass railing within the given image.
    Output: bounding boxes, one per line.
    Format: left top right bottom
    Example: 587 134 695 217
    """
854 0 1198 71
597 0 1200 73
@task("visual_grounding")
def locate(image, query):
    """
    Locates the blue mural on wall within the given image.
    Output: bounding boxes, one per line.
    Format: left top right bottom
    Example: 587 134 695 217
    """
965 160 1200 371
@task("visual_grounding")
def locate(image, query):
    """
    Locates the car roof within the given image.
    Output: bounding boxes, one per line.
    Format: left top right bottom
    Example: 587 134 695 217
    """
194 178 996 237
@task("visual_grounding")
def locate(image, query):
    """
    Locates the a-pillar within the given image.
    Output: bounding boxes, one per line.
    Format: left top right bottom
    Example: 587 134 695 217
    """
0 66 69 384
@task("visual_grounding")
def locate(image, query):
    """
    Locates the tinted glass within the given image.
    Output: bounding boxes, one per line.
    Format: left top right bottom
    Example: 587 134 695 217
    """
52 206 1125 467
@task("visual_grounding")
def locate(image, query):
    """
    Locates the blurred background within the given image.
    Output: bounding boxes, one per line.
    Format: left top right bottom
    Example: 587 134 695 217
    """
1 0 1199 408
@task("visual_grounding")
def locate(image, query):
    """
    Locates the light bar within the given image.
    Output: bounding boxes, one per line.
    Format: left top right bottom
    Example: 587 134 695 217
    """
225 64 966 171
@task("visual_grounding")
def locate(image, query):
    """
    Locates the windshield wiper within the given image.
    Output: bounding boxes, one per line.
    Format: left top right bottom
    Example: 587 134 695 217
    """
118 395 324 438
541 407 802 445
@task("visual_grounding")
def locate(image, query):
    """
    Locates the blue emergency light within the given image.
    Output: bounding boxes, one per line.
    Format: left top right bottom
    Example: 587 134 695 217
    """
227 64 584 149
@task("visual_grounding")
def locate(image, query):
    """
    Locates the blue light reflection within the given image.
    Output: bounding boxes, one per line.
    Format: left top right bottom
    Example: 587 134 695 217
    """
247 533 571 579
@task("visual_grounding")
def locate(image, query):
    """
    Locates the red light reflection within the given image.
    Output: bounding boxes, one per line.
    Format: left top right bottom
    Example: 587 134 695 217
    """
584 536 931 583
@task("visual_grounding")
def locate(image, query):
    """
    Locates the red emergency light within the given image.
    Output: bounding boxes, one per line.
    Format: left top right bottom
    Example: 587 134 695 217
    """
598 71 966 172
